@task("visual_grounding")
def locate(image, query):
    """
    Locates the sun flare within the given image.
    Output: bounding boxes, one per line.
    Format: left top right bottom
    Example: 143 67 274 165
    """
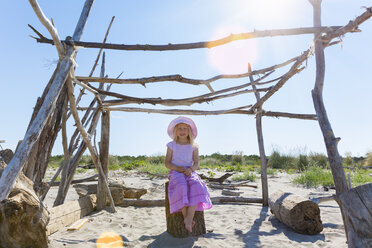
207 26 258 74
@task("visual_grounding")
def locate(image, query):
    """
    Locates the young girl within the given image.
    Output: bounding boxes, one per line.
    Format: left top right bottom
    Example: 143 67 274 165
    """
165 116 212 233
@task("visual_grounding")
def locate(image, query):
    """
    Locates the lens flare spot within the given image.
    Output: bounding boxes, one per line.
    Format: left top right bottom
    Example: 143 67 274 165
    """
96 231 124 248
207 26 258 74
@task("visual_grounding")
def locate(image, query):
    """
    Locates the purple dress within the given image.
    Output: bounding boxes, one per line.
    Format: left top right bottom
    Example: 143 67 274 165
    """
167 141 212 214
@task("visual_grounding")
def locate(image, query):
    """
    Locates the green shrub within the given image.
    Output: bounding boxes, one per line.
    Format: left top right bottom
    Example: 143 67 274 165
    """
343 152 354 167
256 167 276 175
146 156 164 165
232 151 245 165
207 170 216 177
210 153 232 163
308 152 328 168
108 164 122 171
296 154 309 171
200 157 220 168
231 172 256 182
350 169 372 187
108 160 146 171
292 166 334 187
244 155 260 165
108 155 120 167
363 152 372 167
268 151 294 170
76 168 88 174
137 162 168 174
80 155 93 165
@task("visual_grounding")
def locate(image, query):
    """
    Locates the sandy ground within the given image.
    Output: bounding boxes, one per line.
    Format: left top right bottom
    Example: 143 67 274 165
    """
44 170 347 248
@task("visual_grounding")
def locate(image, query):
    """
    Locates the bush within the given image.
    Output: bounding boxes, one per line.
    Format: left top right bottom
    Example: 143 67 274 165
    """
350 169 372 187
108 155 120 167
80 155 93 165
293 166 334 187
210 153 232 163
137 163 169 174
245 155 260 165
232 151 245 165
109 160 146 171
308 152 328 168
268 151 294 170
256 167 276 176
363 152 372 167
231 172 256 182
146 156 164 165
343 152 354 167
200 157 220 167
296 154 309 171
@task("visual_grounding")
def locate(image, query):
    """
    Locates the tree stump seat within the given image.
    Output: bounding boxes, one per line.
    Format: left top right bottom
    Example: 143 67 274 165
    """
165 181 206 238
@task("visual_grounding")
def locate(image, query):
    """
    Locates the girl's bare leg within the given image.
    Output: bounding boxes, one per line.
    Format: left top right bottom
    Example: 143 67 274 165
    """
184 205 197 232
181 206 188 219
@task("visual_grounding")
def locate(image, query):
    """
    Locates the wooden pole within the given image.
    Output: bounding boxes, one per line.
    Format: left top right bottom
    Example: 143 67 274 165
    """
310 0 348 195
97 111 110 210
97 51 108 210
249 64 268 206
309 0 350 245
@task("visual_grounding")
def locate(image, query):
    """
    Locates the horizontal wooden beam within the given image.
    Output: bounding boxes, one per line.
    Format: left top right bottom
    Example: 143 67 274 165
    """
33 26 348 51
77 106 317 120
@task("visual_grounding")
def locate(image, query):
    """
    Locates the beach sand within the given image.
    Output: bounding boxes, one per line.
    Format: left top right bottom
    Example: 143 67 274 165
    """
45 170 346 248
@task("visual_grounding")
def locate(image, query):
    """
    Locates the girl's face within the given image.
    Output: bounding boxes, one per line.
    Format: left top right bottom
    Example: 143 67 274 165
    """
175 123 190 139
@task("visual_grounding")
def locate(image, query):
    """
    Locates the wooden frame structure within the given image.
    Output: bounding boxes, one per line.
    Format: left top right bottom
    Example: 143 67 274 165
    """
0 0 372 246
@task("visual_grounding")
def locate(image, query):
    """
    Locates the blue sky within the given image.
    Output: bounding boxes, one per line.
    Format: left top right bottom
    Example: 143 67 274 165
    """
1 0 371 157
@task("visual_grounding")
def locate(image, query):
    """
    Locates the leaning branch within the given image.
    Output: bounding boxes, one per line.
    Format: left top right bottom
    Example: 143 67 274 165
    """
251 49 311 110
76 54 297 86
28 0 64 58
321 6 372 42
66 76 116 213
97 73 276 107
34 26 347 51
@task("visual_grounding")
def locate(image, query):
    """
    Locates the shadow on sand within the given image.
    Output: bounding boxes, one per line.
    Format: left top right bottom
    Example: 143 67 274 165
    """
235 206 326 248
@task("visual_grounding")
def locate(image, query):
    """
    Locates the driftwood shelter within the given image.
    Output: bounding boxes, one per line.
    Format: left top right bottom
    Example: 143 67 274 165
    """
1 0 372 247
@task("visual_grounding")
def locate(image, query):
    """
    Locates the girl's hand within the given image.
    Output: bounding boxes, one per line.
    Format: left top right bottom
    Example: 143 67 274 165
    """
184 167 193 177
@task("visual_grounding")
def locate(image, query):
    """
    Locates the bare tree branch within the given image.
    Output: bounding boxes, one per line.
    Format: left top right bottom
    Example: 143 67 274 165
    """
34 26 349 51
28 0 64 58
76 54 301 87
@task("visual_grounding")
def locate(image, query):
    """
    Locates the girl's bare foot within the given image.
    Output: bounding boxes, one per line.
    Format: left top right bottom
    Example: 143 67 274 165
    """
184 218 193 232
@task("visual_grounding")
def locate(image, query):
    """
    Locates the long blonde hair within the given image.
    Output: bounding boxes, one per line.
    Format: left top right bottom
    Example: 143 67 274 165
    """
173 124 194 145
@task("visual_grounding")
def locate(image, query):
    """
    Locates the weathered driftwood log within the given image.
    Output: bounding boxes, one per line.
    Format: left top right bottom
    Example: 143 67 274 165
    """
165 181 206 238
0 149 14 164
221 189 242 196
116 196 263 207
73 182 147 205
117 199 165 207
269 190 323 235
0 161 49 248
208 182 258 190
199 172 233 184
334 183 372 247
49 173 98 186
47 194 96 235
